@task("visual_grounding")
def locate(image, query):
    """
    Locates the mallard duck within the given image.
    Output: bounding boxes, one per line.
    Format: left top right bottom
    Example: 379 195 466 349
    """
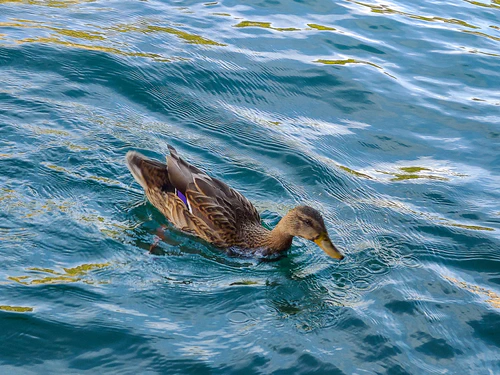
126 145 344 260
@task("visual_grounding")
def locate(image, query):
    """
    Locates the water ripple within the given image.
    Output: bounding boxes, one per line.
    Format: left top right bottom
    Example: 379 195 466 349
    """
1 0 500 373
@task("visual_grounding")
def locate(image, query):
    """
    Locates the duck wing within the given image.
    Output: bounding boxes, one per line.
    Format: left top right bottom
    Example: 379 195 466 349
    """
166 145 261 236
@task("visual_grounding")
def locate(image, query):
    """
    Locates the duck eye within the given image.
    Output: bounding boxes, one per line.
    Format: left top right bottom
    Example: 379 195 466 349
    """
304 219 313 226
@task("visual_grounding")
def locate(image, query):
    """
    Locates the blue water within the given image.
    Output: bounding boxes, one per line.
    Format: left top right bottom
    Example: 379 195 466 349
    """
1 0 499 373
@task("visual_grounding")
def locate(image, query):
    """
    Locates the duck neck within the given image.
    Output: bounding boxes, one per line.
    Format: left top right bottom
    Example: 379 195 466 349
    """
255 213 294 253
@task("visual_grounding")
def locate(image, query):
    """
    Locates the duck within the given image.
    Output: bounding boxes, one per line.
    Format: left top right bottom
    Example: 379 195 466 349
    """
125 145 344 260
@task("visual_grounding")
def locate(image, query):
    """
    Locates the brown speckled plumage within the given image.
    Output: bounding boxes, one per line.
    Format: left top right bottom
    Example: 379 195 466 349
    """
125 145 344 260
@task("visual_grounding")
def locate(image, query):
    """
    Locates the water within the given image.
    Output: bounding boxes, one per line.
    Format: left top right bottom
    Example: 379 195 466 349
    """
1 0 499 373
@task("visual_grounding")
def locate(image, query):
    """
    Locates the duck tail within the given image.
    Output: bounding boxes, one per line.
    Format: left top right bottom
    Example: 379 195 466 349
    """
125 151 172 192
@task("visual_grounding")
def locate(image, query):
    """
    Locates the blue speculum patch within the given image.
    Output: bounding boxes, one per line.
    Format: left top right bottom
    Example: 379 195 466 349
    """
176 189 188 206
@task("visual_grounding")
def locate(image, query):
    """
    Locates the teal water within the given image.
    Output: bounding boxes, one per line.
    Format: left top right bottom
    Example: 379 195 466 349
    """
1 0 499 373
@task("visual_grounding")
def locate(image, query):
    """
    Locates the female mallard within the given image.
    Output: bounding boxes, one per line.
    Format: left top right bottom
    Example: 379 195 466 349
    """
126 145 344 260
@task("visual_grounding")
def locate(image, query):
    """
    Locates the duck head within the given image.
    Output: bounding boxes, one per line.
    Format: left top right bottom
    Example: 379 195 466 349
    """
285 206 344 260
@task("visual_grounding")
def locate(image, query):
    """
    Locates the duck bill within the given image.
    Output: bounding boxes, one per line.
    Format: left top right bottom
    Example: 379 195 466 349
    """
314 233 344 260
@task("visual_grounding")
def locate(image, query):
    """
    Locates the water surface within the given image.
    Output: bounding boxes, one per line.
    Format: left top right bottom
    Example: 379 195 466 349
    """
1 0 500 373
